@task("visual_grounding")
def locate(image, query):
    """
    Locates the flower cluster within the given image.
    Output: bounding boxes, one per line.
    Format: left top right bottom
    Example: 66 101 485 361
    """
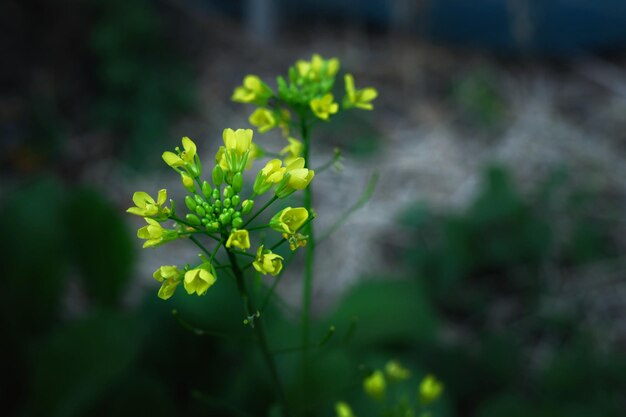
127 130 315 300
231 53 377 154
335 361 444 417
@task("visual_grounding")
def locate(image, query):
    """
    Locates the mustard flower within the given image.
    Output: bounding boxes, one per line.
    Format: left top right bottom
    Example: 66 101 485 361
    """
162 137 199 176
137 218 177 248
254 159 286 194
226 229 251 250
222 128 254 172
419 374 443 405
285 232 308 251
184 267 216 296
279 137 303 165
297 54 340 80
231 75 273 104
363 370 386 401
275 157 315 198
153 265 183 300
310 93 339 120
344 74 377 110
252 245 284 276
335 402 355 417
385 360 411 381
249 108 277 133
127 189 169 219
270 207 309 234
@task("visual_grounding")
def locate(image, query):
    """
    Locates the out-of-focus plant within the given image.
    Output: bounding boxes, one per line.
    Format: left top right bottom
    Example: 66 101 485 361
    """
90 0 195 166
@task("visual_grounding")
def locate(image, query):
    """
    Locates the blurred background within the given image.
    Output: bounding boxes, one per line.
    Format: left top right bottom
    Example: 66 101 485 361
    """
2 0 626 416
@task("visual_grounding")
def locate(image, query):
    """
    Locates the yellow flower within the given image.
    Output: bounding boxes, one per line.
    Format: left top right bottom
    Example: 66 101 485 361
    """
252 245 284 276
335 402 355 417
344 74 377 110
297 54 340 80
275 157 315 198
363 370 386 401
284 232 308 251
137 218 177 248
184 267 216 296
245 142 262 170
226 229 250 250
279 137 303 165
162 137 198 175
127 189 169 219
419 374 443 405
231 75 273 104
310 93 338 120
253 159 286 194
153 265 183 300
221 128 254 172
385 360 411 381
249 108 276 133
270 207 309 234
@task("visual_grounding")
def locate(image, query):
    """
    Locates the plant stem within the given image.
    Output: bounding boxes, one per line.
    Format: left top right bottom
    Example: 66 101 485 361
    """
300 113 315 376
225 247 288 414
243 195 279 228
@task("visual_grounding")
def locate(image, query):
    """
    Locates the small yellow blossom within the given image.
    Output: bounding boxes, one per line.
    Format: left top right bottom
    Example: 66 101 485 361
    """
297 54 340 80
363 370 386 401
254 159 286 194
279 137 303 165
275 157 315 198
222 128 254 172
127 189 169 219
249 108 276 133
137 218 177 248
335 401 355 417
162 136 198 171
385 360 411 381
419 374 443 405
226 229 251 250
231 75 272 104
284 232 308 251
310 93 339 120
153 265 183 300
252 245 284 276
184 267 216 296
344 74 377 110
270 207 309 234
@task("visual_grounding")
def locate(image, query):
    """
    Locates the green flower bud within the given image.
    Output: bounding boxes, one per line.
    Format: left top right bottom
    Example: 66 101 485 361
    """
210 221 220 231
232 172 243 193
232 217 244 228
202 202 210 210
194 194 203 204
222 212 232 224
186 213 201 226
233 210 241 218
202 181 212 199
227 207 234 214
185 195 197 211
215 200 222 209
223 185 234 199
231 195 241 207
181 173 195 193
211 188 220 201
223 198 231 208
201 218 209 225
242 199 254 214
212 165 224 186
195 206 206 217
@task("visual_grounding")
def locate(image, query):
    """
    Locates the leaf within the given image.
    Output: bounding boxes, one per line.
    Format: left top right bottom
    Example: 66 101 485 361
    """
64 187 135 306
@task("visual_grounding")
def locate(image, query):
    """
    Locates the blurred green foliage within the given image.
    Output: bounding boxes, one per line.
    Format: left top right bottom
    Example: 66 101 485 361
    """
2 165 624 417
451 70 506 130
90 0 195 167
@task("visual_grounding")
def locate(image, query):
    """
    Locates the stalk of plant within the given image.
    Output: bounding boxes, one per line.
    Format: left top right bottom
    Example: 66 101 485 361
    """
231 54 378 384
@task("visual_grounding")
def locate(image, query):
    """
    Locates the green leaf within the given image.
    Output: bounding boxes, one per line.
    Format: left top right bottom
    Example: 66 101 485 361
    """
27 311 142 417
64 187 135 306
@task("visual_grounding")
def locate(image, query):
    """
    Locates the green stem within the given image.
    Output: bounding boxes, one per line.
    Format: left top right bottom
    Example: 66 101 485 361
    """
225 246 288 414
243 195 279 228
300 113 315 377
